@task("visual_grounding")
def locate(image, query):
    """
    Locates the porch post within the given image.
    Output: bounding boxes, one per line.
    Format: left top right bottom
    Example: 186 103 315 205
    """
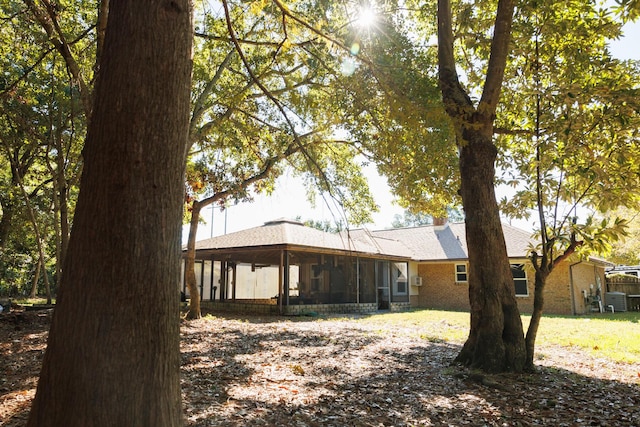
284 250 290 307
279 250 284 314
356 257 360 304
232 262 237 301
220 260 226 301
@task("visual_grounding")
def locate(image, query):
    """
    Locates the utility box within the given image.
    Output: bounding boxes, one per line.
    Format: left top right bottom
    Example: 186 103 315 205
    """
605 292 627 312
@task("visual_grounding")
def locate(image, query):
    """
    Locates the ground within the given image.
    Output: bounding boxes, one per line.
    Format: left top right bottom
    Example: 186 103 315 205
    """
1 309 639 426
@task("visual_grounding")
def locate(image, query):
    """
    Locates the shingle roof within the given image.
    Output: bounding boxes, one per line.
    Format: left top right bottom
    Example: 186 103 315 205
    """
190 218 535 262
192 218 412 258
352 222 533 261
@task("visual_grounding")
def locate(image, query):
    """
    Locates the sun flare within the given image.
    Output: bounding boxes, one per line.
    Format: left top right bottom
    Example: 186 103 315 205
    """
355 5 377 29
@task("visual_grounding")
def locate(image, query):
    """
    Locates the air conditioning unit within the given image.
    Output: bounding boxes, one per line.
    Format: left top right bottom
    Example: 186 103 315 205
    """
605 292 627 312
412 276 423 287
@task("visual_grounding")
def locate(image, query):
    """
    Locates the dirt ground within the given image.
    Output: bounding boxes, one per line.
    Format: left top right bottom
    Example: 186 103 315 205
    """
1 309 639 426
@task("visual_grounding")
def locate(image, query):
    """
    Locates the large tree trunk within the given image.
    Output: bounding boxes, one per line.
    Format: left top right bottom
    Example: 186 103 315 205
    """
27 0 193 425
453 138 526 372
438 0 526 372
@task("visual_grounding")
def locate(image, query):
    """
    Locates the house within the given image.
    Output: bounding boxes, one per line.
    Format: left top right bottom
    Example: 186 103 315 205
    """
181 218 414 315
181 218 613 315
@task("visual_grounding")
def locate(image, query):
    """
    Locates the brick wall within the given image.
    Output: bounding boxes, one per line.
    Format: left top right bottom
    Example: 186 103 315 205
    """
410 260 593 315
414 263 470 311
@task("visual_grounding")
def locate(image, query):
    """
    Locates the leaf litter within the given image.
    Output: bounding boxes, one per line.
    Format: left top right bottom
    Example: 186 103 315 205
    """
1 309 639 426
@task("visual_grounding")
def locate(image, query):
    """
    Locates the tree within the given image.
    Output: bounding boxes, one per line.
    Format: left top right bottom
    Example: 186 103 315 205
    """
436 0 526 372
181 0 378 319
1 0 92 296
27 0 192 425
496 1 640 369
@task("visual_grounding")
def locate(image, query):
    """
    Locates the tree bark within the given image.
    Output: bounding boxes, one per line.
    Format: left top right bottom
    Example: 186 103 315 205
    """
525 268 548 370
185 200 203 320
27 0 193 425
438 0 526 372
453 135 526 373
29 260 41 299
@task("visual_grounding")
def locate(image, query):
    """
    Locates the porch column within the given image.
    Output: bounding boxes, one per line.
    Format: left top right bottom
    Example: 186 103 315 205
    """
231 262 237 301
284 250 290 306
356 257 360 304
279 251 284 315
220 260 226 301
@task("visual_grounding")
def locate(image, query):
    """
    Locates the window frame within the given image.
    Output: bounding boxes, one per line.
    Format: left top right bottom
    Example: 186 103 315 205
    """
510 263 529 297
455 263 468 283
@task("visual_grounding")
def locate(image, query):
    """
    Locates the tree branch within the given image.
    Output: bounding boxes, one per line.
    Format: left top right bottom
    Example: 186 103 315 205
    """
23 0 93 117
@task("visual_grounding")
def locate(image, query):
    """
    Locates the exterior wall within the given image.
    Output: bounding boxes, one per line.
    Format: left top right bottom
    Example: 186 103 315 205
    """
515 262 573 315
200 300 382 315
284 303 378 315
571 262 606 314
413 263 470 311
410 260 605 316
390 302 411 312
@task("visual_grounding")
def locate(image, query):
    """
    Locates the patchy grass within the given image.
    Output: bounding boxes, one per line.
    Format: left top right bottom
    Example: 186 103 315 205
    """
353 309 640 364
353 309 470 343
524 312 640 364
12 297 56 306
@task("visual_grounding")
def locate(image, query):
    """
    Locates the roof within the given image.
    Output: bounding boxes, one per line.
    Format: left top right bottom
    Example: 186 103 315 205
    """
354 222 533 261
191 218 413 259
190 218 535 262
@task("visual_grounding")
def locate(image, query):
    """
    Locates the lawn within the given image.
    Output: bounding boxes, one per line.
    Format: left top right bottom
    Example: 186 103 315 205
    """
354 309 640 363
2 308 639 426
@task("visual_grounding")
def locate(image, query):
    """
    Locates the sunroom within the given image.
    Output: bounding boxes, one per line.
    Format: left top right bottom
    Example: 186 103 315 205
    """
180 218 413 315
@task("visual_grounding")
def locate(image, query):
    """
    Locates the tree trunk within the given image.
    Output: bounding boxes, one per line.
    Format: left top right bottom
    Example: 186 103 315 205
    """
185 200 203 319
453 135 526 373
29 260 41 299
27 0 193 425
438 0 525 373
525 268 548 370
56 130 71 283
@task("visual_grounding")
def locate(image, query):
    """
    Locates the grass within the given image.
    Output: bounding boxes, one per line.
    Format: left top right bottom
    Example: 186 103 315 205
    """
10 297 56 306
353 309 640 364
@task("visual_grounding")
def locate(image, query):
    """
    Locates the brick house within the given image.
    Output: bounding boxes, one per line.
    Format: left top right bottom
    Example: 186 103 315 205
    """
363 221 613 315
183 218 613 315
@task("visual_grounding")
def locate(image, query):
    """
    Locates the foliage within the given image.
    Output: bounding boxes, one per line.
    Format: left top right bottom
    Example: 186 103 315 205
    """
296 216 345 233
185 0 379 225
391 207 464 228
329 4 459 217
495 0 640 261
605 207 640 265
0 0 92 296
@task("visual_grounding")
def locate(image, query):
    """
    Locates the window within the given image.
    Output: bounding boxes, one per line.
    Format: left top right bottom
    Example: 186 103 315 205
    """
392 262 408 295
511 264 528 296
455 264 468 283
310 264 323 291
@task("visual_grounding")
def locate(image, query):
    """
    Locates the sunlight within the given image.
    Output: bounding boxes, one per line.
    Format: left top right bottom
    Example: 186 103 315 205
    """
355 4 377 29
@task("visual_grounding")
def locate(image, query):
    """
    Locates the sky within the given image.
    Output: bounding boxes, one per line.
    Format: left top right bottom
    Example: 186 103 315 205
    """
184 13 640 243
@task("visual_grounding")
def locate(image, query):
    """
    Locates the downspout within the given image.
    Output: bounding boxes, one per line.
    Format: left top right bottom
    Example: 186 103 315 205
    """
569 261 583 315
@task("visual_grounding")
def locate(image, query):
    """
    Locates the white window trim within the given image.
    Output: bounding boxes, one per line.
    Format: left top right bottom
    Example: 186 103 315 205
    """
511 263 529 297
455 263 468 283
